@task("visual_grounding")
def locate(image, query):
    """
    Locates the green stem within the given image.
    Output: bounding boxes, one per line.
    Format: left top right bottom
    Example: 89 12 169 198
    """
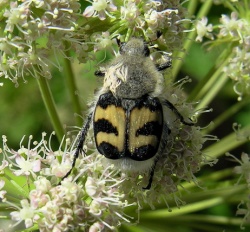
163 214 247 227
204 98 250 134
187 0 199 17
140 186 245 219
141 198 223 218
63 46 83 127
181 168 233 190
203 125 250 160
195 72 228 110
188 46 234 110
36 76 64 142
223 1 237 12
172 0 213 78
188 48 232 101
119 224 144 232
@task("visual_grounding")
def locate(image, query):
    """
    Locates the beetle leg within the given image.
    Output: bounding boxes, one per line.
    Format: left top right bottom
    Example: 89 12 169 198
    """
94 70 105 77
155 60 172 71
60 112 93 183
143 124 170 190
143 159 158 190
163 100 194 126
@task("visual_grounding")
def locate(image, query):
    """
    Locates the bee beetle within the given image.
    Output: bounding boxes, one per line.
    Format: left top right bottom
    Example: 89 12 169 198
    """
62 37 194 189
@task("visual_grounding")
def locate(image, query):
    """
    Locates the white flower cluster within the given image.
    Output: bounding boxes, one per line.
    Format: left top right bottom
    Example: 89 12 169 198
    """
219 12 250 100
0 0 189 87
0 0 85 86
0 134 133 231
195 2 250 100
226 152 250 229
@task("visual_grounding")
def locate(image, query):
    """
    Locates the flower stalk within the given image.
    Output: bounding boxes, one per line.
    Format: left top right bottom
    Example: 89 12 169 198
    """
172 0 214 78
36 75 65 142
63 43 83 127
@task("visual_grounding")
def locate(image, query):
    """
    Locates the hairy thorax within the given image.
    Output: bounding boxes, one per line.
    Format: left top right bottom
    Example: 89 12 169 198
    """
103 55 164 99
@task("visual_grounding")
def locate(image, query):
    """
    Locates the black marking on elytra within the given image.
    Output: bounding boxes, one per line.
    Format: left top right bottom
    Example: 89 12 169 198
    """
97 142 122 159
136 121 162 137
97 92 122 109
131 145 157 161
134 95 162 112
94 119 118 135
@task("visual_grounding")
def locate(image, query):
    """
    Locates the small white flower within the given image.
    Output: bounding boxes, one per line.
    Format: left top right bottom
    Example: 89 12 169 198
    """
0 180 7 201
196 17 214 42
236 200 250 229
85 177 99 197
89 200 102 216
89 222 105 232
3 2 29 33
14 156 41 177
83 0 117 20
34 177 52 193
219 12 242 37
49 152 72 178
10 199 35 228
121 2 140 22
0 160 8 172
233 153 250 187
29 189 50 209
92 32 115 52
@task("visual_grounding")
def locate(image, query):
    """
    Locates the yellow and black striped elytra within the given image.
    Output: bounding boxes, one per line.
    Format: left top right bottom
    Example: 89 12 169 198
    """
93 91 163 161
60 37 194 190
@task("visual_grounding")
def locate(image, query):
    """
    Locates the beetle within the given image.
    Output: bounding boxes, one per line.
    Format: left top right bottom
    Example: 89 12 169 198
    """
61 37 194 189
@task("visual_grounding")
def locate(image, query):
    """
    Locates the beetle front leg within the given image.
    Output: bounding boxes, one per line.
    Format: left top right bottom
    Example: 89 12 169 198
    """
94 70 105 77
60 112 93 183
155 60 172 71
163 100 194 126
